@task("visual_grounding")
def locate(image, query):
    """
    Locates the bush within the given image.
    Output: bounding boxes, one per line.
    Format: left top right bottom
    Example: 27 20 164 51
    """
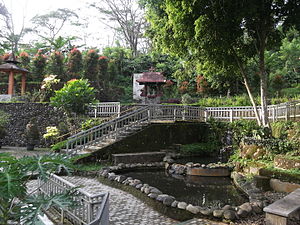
51 140 67 152
180 142 219 155
50 79 96 115
81 118 103 130
181 93 194 104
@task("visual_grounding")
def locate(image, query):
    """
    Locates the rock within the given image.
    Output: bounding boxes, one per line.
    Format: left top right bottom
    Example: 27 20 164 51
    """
237 209 248 218
150 187 162 195
223 210 236 220
239 202 252 213
156 194 169 202
148 193 158 199
117 163 125 168
251 204 262 214
135 184 143 189
171 201 178 208
213 209 224 218
252 200 263 209
222 205 233 210
177 202 187 210
186 204 200 214
144 187 151 194
200 209 213 216
107 172 116 180
115 175 126 183
163 196 175 206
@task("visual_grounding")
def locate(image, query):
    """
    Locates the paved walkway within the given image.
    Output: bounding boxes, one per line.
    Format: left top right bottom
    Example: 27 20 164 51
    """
27 176 225 225
0 146 49 158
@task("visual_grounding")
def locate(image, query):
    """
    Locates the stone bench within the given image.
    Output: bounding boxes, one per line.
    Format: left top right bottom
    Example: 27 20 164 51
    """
263 188 300 225
112 152 166 165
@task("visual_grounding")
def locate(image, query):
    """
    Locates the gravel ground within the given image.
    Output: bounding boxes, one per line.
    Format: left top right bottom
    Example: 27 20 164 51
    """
234 191 287 225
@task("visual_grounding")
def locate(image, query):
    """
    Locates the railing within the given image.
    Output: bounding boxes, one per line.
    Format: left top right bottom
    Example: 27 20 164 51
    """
38 174 109 225
87 102 121 118
66 105 206 153
67 106 150 154
205 100 300 122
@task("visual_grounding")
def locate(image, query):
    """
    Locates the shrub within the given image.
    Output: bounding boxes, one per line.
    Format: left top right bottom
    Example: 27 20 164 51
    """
181 93 194 104
180 142 219 156
81 118 103 130
51 140 67 152
50 79 96 115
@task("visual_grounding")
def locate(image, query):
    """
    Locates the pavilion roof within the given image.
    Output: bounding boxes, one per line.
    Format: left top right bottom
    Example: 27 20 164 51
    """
0 63 29 73
137 72 166 84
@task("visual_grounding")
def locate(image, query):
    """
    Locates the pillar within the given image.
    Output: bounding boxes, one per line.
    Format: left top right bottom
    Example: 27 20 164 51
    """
21 73 26 95
8 71 14 95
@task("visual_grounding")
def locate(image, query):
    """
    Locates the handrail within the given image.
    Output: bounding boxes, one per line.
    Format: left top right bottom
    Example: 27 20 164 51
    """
66 104 205 153
38 174 109 225
66 101 299 154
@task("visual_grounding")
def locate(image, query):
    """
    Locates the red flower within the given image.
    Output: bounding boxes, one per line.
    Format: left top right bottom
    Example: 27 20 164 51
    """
20 51 29 57
99 56 108 60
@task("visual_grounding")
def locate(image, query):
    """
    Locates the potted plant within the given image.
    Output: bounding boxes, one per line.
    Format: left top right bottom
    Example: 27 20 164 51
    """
0 110 10 148
24 119 40 150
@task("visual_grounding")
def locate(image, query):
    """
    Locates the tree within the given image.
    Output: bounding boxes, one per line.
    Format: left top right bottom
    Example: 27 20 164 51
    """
50 79 96 115
31 8 79 44
48 51 65 80
142 0 300 127
0 153 74 225
0 2 30 52
32 50 47 82
67 48 83 79
83 49 100 84
91 0 147 57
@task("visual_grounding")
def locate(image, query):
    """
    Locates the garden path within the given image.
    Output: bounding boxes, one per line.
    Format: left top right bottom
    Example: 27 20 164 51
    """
27 176 226 225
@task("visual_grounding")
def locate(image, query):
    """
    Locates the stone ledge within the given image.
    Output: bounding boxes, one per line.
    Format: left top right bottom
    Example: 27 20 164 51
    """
112 152 166 165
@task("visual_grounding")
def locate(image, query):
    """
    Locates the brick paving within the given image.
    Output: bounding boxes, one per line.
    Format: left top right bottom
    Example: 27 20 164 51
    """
27 176 226 225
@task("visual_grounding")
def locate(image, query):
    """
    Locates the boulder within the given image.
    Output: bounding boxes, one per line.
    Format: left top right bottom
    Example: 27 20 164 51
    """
200 209 213 216
223 210 236 220
239 202 252 213
237 209 248 218
148 193 158 199
186 204 200 214
213 209 224 218
171 201 178 208
177 202 187 210
163 196 175 206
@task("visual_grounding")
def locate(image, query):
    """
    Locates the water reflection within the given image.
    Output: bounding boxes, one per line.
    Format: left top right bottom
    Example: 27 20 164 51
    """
122 170 248 208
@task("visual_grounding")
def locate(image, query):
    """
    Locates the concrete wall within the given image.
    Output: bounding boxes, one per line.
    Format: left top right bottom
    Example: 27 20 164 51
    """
133 73 144 101
79 122 209 162
0 103 67 147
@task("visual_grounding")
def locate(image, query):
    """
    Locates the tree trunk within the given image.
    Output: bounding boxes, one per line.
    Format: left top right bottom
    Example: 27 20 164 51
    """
232 50 262 125
259 32 270 128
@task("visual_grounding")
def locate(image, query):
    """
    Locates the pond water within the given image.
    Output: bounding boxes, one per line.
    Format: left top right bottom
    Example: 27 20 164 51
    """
122 169 248 208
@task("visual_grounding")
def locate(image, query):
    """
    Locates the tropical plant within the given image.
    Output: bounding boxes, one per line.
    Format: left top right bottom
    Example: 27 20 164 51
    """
32 50 47 82
67 47 83 79
50 79 96 115
24 119 40 150
0 153 74 225
48 51 65 80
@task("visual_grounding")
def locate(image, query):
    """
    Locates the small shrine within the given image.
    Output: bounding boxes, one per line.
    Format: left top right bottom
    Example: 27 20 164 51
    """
136 69 166 104
0 53 29 99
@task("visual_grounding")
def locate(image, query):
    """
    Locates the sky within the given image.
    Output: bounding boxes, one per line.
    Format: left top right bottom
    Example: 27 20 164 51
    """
2 0 116 49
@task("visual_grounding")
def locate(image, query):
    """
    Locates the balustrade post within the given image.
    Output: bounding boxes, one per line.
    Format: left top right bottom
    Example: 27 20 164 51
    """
204 110 208 122
182 106 186 120
173 108 176 121
94 107 97 118
272 107 275 122
117 104 121 118
230 110 233 123
285 104 289 121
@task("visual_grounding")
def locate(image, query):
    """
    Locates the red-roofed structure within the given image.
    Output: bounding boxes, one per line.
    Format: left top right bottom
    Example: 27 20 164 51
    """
136 70 166 104
0 53 29 96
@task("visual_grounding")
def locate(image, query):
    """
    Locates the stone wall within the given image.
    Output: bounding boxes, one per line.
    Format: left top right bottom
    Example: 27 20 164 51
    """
79 122 209 162
0 103 67 147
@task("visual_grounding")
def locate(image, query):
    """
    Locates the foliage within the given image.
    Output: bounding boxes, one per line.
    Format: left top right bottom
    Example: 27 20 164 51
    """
81 118 103 130
67 48 83 79
0 110 9 138
180 142 219 156
43 126 60 145
19 51 31 71
40 75 60 102
0 153 74 225
91 0 147 56
181 93 193 105
50 79 96 115
32 50 47 82
51 140 67 152
48 51 65 80
83 49 99 82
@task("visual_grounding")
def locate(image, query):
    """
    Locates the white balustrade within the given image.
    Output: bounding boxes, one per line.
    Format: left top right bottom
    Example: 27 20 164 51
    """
38 174 109 225
87 102 121 118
